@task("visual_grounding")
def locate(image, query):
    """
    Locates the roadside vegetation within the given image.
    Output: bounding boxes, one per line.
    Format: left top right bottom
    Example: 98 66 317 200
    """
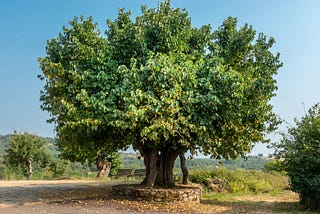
189 167 287 194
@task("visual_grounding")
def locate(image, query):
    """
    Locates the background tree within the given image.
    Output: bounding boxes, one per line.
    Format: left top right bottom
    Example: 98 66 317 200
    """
4 132 55 180
0 135 10 155
39 1 281 187
272 103 320 211
56 137 121 178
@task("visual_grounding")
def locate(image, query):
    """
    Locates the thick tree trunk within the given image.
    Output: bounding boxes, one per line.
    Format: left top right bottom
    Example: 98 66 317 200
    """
27 158 33 180
156 146 179 188
96 157 111 178
137 144 159 186
145 149 158 186
179 153 189 184
137 144 181 188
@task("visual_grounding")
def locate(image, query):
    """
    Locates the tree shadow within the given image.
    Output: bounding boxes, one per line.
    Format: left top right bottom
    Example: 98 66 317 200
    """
0 181 115 206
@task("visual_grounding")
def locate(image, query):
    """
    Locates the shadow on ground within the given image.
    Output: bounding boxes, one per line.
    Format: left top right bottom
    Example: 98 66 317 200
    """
0 180 116 206
0 180 307 214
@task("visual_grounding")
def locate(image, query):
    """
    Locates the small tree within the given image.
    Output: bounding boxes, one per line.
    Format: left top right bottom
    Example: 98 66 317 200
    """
56 137 120 178
4 132 54 180
273 103 320 211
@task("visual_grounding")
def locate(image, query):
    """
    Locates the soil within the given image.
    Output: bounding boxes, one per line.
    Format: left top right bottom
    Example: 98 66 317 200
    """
0 179 301 214
0 179 175 214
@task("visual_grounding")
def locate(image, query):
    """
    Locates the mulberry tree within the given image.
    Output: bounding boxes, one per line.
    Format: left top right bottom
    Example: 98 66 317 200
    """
39 1 282 187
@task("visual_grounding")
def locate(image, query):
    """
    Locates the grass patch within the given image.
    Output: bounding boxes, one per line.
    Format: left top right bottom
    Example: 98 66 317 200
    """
201 190 308 213
189 167 288 194
203 192 247 202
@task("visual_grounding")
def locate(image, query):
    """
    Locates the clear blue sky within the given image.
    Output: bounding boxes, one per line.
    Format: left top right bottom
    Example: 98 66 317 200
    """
1 0 320 155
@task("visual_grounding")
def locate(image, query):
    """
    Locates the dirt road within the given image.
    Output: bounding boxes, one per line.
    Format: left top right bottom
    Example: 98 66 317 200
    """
0 179 300 214
0 179 169 214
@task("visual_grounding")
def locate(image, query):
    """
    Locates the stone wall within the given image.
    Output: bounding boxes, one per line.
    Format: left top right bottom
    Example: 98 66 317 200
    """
112 184 201 203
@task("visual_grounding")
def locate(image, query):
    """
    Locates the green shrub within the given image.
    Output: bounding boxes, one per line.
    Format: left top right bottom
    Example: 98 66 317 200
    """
1 166 26 180
189 167 288 194
263 160 286 175
273 103 320 211
189 169 214 185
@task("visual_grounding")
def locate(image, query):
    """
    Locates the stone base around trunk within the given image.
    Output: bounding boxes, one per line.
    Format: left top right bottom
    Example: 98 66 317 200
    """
111 184 202 203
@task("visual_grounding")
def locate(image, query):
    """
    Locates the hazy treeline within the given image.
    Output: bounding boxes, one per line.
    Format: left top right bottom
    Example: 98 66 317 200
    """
121 153 271 171
0 134 272 180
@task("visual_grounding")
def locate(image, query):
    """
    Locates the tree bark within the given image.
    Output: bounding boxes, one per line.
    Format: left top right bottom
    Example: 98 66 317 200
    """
179 153 189 184
137 144 159 186
137 144 181 188
156 145 179 188
27 158 33 180
96 156 111 178
145 149 158 186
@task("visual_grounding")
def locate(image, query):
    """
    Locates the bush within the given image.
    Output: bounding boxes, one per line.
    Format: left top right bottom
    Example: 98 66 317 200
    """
189 167 288 194
0 166 26 180
263 160 286 175
273 103 320 211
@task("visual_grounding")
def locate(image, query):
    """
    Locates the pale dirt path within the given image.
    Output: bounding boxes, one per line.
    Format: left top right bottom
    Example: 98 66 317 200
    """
0 179 170 214
0 179 116 207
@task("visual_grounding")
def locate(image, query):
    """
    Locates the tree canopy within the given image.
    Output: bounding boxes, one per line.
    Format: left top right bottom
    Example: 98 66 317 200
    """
4 132 55 179
39 1 282 187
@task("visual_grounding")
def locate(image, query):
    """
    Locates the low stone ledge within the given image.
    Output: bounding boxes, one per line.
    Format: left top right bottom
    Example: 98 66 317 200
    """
112 184 201 203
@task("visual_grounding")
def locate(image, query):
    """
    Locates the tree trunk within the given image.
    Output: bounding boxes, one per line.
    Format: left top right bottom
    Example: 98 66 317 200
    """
156 145 179 188
179 153 189 184
137 144 159 186
145 148 158 186
96 157 111 178
27 158 33 180
137 144 180 188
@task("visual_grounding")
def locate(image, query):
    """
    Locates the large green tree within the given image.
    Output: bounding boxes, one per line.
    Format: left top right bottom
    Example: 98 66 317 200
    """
39 1 282 187
4 132 55 180
272 103 320 211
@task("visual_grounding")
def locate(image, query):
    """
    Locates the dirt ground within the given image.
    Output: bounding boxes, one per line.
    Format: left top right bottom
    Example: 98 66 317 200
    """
0 179 301 214
0 179 147 214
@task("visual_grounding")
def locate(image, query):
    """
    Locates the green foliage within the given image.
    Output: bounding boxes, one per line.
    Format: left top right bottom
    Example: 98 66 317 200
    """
180 155 271 170
38 1 281 187
3 132 66 179
49 159 69 177
263 159 286 175
0 135 10 156
272 103 320 211
62 161 94 178
4 132 50 172
1 166 26 180
0 133 121 180
108 153 122 175
189 168 288 194
120 153 271 170
39 0 281 162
